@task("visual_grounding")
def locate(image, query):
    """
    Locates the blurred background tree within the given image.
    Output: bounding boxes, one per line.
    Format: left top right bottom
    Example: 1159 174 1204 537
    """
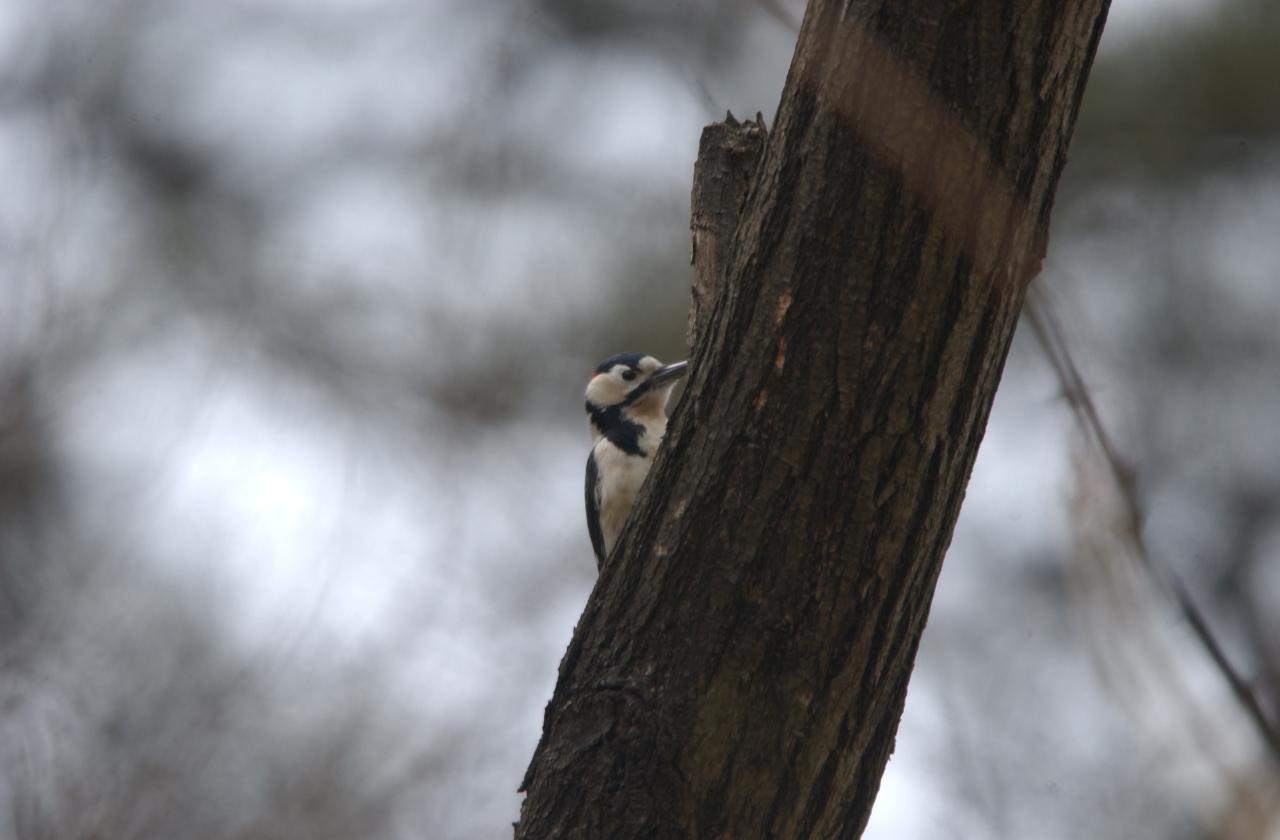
0 0 1275 837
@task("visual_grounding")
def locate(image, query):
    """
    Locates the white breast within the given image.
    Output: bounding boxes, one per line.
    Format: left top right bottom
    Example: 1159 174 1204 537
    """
592 416 667 556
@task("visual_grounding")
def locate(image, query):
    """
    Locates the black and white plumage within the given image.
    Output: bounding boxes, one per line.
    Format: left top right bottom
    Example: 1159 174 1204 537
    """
584 352 688 569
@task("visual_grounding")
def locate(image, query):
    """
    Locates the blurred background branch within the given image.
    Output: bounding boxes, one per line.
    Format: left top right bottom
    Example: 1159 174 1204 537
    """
1029 283 1280 838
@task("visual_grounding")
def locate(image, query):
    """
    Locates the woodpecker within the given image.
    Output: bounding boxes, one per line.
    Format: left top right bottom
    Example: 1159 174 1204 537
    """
584 352 688 569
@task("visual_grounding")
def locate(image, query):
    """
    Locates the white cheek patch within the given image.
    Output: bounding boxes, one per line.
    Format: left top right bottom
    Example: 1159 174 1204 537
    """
585 374 619 406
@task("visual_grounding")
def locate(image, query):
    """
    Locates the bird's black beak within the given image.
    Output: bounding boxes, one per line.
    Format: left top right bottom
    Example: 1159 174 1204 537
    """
622 361 688 407
648 360 688 387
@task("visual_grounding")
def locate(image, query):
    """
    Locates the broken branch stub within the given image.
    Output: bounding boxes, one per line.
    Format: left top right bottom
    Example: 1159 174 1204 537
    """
688 112 766 355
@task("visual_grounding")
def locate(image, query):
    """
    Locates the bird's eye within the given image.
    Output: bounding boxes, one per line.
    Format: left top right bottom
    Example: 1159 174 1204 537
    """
621 370 637 382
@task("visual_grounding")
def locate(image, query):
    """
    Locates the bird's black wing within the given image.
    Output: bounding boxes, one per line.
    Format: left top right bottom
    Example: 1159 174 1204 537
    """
585 448 606 570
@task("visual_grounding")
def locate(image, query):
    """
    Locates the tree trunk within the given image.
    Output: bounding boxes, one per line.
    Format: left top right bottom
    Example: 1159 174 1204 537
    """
518 1 1110 837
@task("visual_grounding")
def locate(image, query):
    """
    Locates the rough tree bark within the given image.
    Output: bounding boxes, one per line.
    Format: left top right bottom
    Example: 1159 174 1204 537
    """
519 1 1110 837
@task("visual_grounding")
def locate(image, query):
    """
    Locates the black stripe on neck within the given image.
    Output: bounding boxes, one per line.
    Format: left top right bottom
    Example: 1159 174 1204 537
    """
586 401 646 456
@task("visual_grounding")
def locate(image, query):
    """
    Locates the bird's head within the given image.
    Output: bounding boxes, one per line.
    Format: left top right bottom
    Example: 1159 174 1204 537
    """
585 352 688 421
